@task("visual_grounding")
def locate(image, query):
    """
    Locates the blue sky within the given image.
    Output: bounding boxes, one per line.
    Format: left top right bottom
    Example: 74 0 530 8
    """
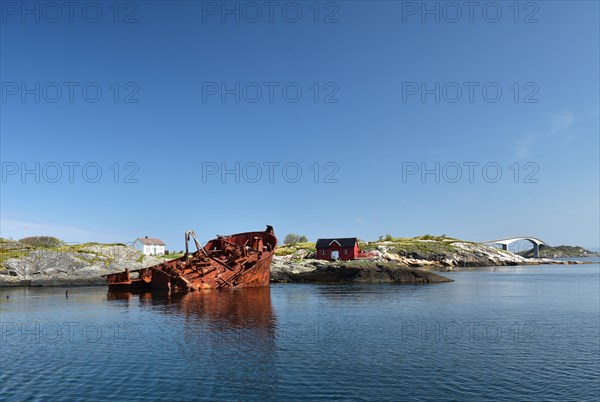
1 1 598 250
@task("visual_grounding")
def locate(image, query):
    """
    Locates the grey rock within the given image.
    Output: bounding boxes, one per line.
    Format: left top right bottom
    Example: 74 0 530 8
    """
270 257 452 284
1 245 163 287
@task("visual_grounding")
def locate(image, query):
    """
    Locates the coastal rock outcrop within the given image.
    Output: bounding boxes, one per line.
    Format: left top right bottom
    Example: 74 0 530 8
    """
271 258 453 284
371 241 587 270
0 244 162 287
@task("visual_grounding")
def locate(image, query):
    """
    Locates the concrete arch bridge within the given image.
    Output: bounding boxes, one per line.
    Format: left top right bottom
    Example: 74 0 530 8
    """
483 237 547 258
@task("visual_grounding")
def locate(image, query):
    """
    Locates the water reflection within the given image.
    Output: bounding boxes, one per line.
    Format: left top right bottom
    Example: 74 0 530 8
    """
107 287 279 397
3 267 599 401
108 287 276 334
108 288 277 351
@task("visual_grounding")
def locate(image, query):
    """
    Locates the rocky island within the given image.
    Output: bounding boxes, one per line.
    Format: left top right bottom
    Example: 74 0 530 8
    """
0 235 590 287
518 245 599 258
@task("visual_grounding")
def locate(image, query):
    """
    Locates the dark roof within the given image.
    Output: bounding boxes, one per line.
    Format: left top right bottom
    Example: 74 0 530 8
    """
136 237 165 246
316 238 357 248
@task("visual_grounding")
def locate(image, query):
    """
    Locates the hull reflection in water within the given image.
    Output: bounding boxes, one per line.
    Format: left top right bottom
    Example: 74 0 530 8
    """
108 287 277 346
108 287 279 395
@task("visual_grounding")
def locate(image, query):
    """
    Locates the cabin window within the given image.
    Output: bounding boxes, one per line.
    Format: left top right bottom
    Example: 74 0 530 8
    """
344 249 348 255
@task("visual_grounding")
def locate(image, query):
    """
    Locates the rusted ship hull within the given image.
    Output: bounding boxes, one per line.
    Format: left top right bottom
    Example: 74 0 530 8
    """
103 226 277 292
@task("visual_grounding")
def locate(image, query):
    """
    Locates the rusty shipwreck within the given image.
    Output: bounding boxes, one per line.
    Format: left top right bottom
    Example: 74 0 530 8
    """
103 226 277 292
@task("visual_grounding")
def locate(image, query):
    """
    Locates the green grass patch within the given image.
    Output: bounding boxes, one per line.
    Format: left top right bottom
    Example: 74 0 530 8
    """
0 251 29 270
275 242 316 256
157 253 185 260
360 237 462 255
55 242 127 252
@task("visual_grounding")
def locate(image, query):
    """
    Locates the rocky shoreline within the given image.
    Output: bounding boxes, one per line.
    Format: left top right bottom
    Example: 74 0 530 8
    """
0 239 591 288
271 259 452 284
0 242 163 288
354 241 590 269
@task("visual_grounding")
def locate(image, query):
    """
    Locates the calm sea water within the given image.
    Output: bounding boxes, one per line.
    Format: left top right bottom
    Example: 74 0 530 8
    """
1 263 599 401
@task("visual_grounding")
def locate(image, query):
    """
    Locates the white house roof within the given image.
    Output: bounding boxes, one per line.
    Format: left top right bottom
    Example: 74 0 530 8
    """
136 237 165 246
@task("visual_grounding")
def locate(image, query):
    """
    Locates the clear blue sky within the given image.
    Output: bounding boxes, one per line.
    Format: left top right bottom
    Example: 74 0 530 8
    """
1 1 598 250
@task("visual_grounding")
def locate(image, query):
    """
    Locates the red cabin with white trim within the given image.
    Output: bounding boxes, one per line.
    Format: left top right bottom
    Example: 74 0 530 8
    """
315 238 359 261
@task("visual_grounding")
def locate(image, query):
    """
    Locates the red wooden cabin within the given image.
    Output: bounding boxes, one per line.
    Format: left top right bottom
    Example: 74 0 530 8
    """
316 238 359 261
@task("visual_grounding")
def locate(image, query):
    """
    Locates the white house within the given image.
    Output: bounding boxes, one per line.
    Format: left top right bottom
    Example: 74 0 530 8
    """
133 236 166 255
